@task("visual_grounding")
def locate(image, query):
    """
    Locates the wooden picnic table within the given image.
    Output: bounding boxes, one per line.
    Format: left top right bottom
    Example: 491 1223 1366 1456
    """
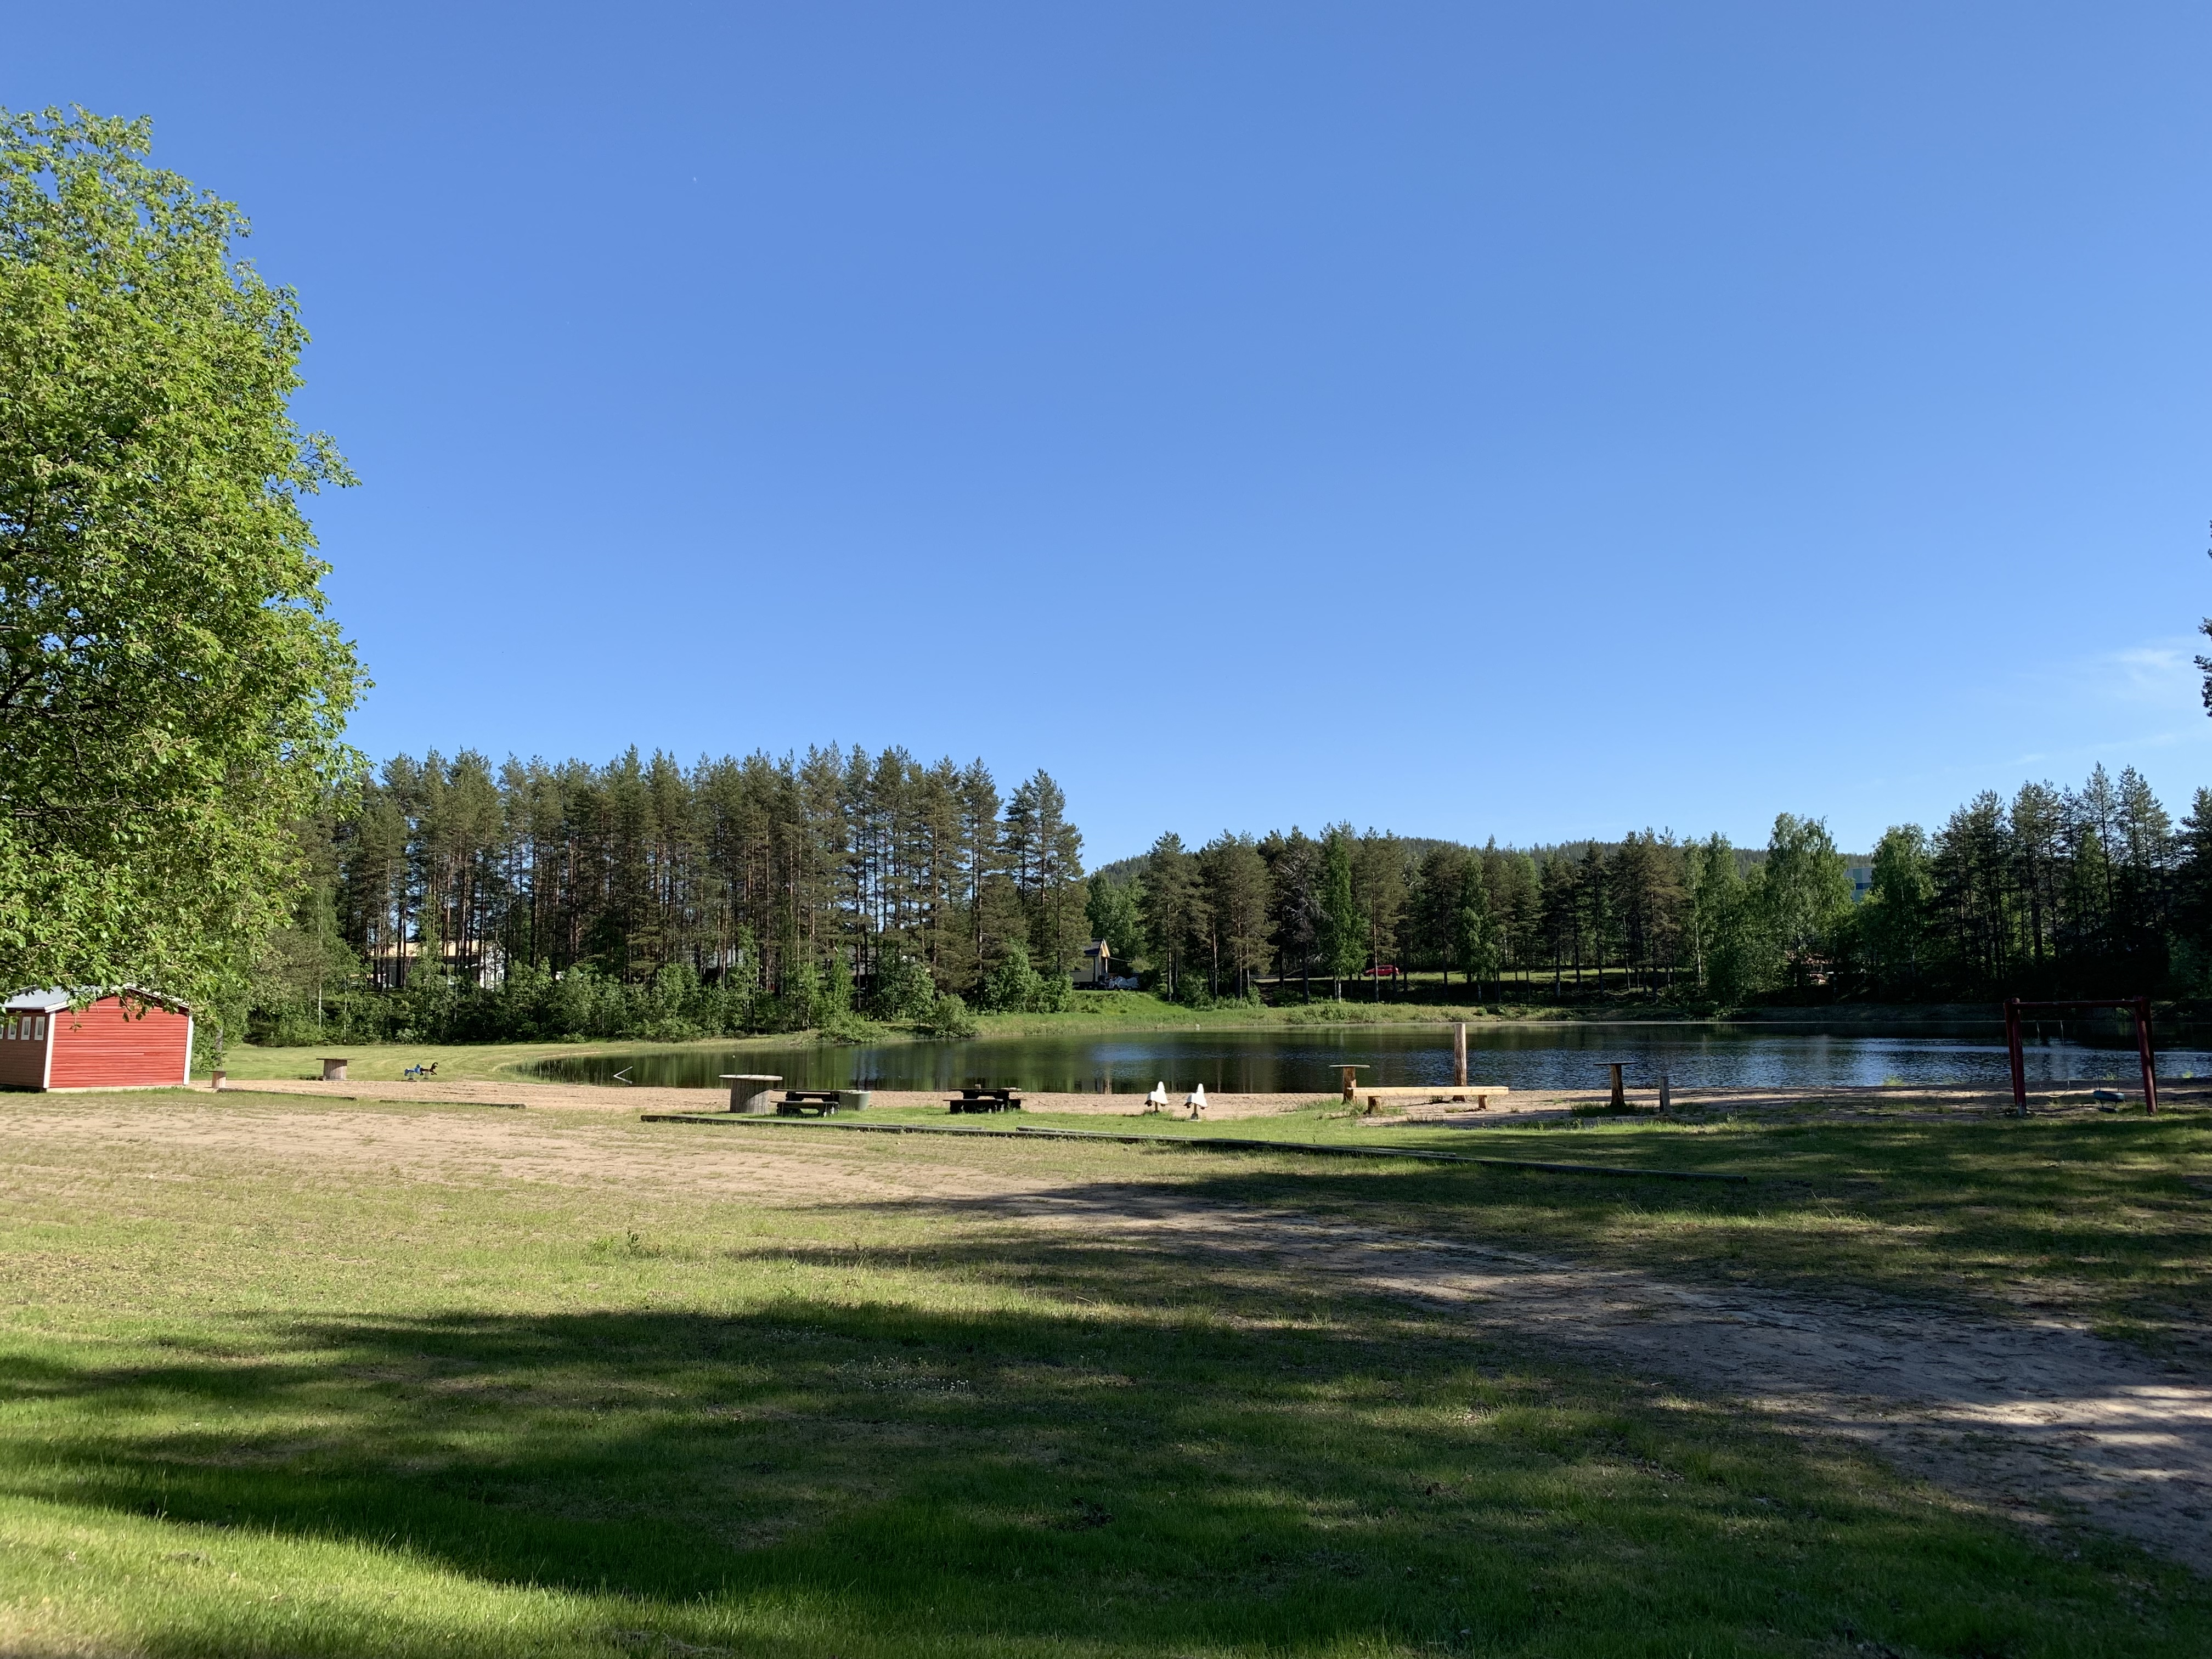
949 1087 1023 1115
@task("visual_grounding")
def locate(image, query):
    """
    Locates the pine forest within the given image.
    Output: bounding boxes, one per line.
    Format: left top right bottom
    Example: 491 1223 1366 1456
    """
251 747 2212 1045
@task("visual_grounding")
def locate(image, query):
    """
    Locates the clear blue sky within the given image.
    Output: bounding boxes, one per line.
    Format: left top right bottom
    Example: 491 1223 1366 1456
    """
13 3 2211 861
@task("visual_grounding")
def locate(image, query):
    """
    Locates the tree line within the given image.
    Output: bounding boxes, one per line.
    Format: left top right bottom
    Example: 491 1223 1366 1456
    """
253 746 1085 1043
252 753 2212 1042
1092 763 2212 1009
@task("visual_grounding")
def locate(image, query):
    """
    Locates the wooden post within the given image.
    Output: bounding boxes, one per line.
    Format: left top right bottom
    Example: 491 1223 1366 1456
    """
1658 1070 1671 1115
1608 1063 1626 1110
2135 996 2158 1115
1338 1065 1368 1103
2005 998 2026 1115
1453 1022 1468 1087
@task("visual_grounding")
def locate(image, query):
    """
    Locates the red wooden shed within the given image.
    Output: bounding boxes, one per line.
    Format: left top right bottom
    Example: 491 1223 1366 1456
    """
0 989 195 1092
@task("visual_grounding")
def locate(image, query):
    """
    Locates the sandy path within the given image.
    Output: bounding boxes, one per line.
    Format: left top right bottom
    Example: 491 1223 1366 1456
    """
977 1187 2212 1573
207 1077 1327 1120
12 1095 2209 1572
212 1075 2206 1129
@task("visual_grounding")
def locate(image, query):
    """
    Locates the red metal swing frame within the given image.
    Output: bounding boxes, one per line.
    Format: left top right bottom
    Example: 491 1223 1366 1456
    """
2002 996 2157 1116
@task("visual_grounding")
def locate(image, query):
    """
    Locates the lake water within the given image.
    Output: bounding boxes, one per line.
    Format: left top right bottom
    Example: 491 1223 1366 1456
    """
531 1022 2212 1095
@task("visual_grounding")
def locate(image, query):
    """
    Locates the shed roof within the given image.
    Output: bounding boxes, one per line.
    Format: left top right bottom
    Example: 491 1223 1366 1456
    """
4 986 191 1014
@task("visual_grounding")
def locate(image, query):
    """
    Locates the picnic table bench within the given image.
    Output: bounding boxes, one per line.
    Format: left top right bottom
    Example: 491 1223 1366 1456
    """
949 1087 1023 1115
1355 1085 1509 1113
776 1089 872 1116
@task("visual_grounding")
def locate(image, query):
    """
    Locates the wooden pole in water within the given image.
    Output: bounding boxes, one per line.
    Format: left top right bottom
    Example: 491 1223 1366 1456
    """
1453 1022 1468 1087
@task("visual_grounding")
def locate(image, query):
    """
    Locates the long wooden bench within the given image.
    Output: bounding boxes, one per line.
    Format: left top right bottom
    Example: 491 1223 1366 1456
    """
1356 1085 1509 1112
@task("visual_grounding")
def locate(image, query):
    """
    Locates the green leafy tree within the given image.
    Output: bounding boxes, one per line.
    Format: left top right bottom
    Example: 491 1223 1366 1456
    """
1684 836 1747 1001
1858 825 1933 996
819 954 855 1025
1451 860 1498 997
919 989 978 1038
774 961 821 1032
1084 873 1143 970
1316 828 1364 999
0 109 364 1008
869 955 937 1022
980 941 1047 1013
1759 814 1853 991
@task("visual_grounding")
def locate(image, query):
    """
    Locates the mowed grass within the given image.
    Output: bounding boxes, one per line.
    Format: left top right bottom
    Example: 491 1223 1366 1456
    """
661 1100 2212 1352
0 1094 2204 1657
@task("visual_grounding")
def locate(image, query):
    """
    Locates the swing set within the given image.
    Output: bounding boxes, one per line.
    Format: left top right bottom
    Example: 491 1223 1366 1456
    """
2002 996 2157 1116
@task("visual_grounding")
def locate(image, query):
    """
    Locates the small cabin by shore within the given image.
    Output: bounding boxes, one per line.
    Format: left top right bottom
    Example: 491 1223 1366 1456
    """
0 989 194 1092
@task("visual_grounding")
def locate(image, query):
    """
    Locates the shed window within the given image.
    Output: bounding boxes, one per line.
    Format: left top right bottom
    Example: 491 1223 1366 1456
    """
4 1018 15 1040
32 1016 44 1040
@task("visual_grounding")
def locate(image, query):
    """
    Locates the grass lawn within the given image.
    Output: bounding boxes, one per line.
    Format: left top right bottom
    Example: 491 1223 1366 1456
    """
1 1092 2206 1656
644 1098 2212 1353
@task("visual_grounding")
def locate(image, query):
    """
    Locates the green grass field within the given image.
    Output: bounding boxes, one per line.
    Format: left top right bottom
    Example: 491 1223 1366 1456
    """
2 1091 2207 1656
648 1098 2212 1352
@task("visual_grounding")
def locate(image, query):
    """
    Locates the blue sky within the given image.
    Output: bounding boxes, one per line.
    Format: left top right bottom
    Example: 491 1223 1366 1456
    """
12 3 2211 861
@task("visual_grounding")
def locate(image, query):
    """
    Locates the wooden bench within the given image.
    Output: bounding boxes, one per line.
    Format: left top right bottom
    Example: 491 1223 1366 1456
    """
777 1090 846 1116
949 1087 1023 1114
1356 1085 1509 1113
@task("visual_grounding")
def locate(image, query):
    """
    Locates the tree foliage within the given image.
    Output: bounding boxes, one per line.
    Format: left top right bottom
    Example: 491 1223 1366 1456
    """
1316 828 1364 996
0 108 363 1007
253 740 2212 1042
253 745 1084 1042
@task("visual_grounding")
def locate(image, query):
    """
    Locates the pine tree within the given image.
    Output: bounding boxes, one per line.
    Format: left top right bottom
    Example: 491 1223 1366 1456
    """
1138 833 1203 1000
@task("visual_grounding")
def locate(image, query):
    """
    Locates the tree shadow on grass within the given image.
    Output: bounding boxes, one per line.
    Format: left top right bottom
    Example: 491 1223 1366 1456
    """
0 1293 1579 1654
1 1210 2202 1658
1122 1122 2212 1330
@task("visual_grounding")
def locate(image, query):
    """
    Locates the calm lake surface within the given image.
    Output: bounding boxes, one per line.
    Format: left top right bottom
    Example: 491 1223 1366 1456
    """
532 1022 2212 1094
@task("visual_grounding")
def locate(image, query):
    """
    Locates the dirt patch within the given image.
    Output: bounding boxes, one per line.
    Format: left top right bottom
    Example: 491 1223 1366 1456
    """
0 1097 1029 1206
